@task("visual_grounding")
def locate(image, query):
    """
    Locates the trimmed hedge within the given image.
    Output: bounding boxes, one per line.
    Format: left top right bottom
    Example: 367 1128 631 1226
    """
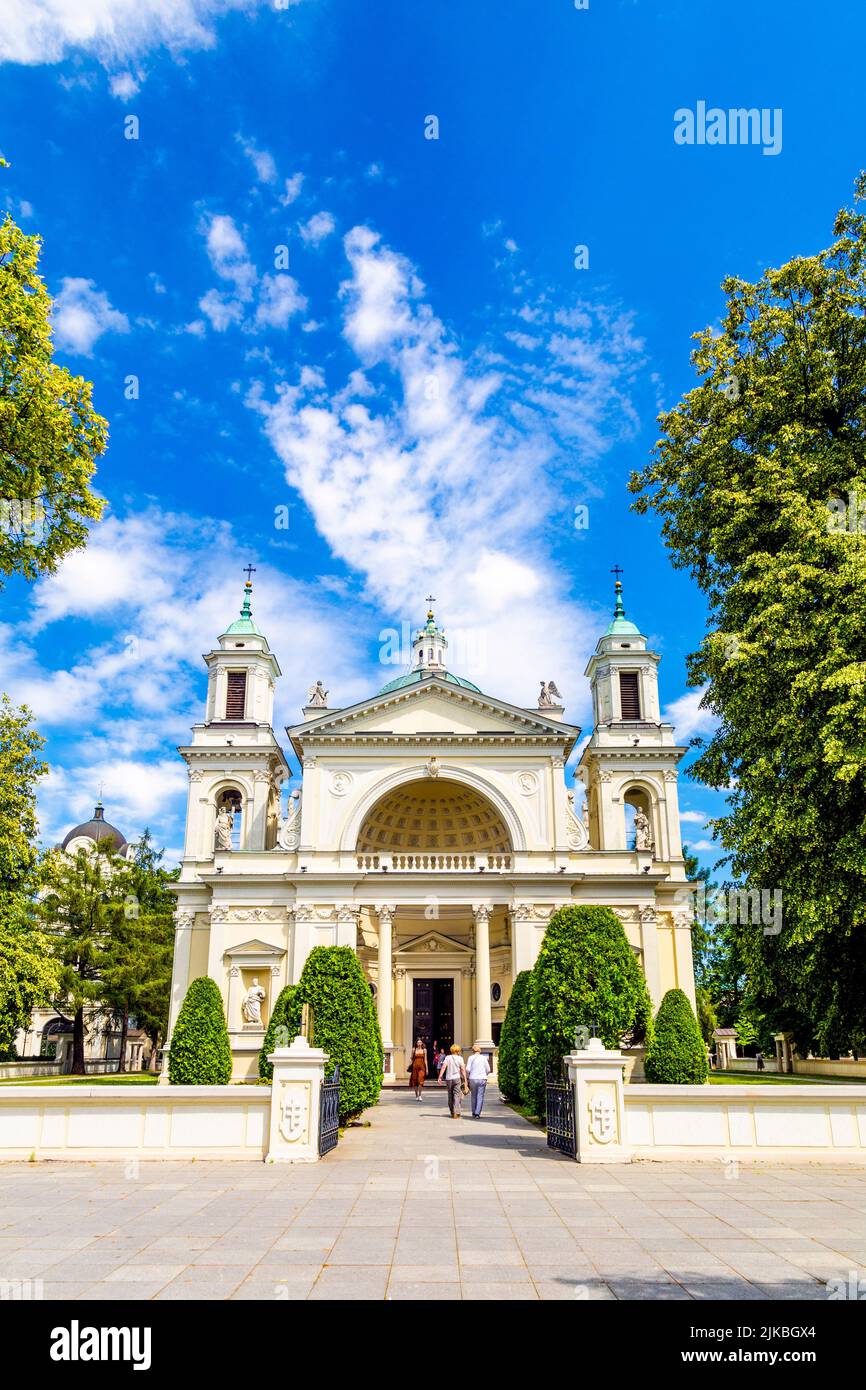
168 976 232 1085
497 970 530 1102
520 905 653 1118
644 988 709 1084
258 984 299 1081
288 946 382 1122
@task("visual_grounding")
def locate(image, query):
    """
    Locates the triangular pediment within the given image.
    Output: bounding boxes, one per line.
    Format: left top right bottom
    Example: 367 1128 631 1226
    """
396 930 474 956
223 938 286 959
288 676 579 748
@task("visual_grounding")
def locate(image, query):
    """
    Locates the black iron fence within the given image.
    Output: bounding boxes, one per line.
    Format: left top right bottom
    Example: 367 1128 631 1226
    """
319 1063 340 1157
545 1063 576 1159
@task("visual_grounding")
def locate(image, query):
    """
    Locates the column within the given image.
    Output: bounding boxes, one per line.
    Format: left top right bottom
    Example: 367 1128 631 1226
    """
376 904 395 1075
473 904 494 1048
158 909 195 1085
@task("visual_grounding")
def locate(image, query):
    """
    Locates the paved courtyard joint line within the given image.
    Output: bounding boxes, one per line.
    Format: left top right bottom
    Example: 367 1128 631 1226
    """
1 1090 865 1301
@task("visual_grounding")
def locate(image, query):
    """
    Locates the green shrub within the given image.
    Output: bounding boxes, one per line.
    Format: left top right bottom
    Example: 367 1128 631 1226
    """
168 976 232 1085
521 905 653 1117
288 946 382 1122
644 988 708 1084
497 970 530 1102
258 984 299 1081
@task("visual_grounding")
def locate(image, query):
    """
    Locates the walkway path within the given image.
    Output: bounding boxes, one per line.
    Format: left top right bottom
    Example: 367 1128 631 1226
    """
1 1086 865 1300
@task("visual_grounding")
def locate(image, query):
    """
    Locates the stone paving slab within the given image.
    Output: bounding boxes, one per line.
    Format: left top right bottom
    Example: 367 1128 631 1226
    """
1 1087 866 1300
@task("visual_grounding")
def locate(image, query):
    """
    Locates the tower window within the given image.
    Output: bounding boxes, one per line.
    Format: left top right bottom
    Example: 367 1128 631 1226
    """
226 671 247 719
619 672 641 720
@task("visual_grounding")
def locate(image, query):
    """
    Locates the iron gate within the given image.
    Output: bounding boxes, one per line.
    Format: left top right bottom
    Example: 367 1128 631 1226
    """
318 1063 340 1157
545 1064 576 1159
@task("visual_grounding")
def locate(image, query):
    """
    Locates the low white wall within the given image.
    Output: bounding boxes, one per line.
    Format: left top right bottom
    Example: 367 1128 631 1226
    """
725 1058 780 1074
0 1061 63 1080
626 1085 866 1162
0 1086 270 1161
794 1058 866 1080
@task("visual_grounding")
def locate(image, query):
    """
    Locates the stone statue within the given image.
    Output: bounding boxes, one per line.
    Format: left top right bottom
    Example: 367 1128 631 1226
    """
633 808 653 851
538 679 563 707
215 807 234 851
307 680 328 707
242 978 266 1025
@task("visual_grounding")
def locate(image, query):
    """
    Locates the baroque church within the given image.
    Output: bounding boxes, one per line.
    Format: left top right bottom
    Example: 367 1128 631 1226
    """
165 576 696 1083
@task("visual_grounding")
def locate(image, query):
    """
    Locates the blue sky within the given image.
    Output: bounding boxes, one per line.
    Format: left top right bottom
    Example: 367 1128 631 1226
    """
1 0 864 866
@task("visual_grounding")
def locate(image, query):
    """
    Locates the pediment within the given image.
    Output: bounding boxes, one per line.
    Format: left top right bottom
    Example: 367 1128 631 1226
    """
288 677 579 748
396 930 475 956
223 938 286 959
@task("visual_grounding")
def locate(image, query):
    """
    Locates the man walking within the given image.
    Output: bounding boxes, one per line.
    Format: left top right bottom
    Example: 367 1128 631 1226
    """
466 1045 492 1118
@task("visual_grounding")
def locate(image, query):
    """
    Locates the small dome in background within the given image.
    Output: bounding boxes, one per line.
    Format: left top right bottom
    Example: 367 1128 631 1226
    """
61 801 128 855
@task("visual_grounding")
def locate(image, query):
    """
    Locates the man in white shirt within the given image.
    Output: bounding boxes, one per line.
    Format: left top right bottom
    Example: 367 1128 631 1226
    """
466 1045 492 1118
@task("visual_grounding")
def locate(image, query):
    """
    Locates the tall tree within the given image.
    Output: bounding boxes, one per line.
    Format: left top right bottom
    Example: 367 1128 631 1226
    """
631 174 866 1054
38 842 131 1074
0 696 58 1055
0 161 107 585
99 831 175 1071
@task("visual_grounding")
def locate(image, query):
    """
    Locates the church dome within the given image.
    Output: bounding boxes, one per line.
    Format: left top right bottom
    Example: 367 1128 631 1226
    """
377 669 482 696
357 779 510 855
61 802 128 855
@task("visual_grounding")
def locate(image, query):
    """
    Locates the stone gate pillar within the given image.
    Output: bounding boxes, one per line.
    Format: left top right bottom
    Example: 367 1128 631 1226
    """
266 1035 329 1164
564 1037 631 1163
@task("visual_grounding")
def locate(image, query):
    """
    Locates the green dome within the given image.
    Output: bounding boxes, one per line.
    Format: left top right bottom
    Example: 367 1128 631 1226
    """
224 579 262 636
604 615 640 637
378 669 482 696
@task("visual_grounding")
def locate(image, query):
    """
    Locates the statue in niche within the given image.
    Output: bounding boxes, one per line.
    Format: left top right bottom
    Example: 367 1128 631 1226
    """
538 680 563 707
242 978 266 1026
307 680 328 707
215 806 234 851
633 807 654 851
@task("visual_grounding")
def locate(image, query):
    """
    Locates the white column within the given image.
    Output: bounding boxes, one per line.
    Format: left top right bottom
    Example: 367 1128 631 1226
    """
158 909 195 1085
473 904 494 1048
375 904 395 1055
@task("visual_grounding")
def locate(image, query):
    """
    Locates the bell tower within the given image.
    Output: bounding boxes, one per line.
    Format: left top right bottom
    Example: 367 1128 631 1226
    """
577 571 685 861
178 569 289 862
411 599 449 676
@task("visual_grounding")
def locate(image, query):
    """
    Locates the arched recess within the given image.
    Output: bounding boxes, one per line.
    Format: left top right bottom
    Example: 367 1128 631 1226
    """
211 777 252 852
342 766 526 854
622 780 661 854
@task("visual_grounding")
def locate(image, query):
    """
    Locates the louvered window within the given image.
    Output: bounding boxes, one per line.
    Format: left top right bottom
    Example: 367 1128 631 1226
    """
619 672 641 720
225 671 247 720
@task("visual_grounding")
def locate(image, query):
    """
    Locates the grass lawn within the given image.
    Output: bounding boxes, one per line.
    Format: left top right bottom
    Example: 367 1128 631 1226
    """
0 1073 160 1086
708 1071 865 1086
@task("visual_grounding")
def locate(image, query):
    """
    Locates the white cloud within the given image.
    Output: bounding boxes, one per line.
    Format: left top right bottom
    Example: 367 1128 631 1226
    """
249 224 644 710
108 70 139 100
199 287 245 332
0 0 299 67
203 213 256 294
254 272 307 329
679 810 708 824
279 173 304 206
299 210 336 246
52 276 129 355
688 839 718 854
663 686 717 741
237 135 277 185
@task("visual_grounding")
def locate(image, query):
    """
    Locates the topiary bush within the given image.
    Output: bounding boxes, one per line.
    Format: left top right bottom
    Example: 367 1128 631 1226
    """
168 976 232 1085
521 905 653 1118
497 970 530 1102
258 984 299 1081
644 988 709 1083
288 946 382 1122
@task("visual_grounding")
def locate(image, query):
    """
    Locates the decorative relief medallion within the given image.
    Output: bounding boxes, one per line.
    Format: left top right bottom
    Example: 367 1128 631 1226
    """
279 1085 308 1144
588 1090 617 1145
330 771 352 797
516 771 538 796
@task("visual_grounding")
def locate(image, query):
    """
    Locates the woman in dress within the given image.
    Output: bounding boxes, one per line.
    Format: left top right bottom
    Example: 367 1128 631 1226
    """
409 1036 427 1101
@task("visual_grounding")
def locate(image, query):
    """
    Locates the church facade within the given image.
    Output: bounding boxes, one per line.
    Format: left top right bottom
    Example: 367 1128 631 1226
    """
165 578 696 1083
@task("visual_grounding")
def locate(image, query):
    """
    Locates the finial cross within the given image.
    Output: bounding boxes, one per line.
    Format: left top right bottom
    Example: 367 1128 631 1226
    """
610 565 624 583
425 594 436 607
243 564 257 584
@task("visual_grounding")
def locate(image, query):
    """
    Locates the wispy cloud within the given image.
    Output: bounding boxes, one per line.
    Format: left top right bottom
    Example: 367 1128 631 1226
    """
52 277 129 355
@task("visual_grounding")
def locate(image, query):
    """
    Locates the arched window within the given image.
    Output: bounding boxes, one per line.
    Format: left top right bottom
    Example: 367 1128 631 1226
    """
623 787 654 852
216 789 244 851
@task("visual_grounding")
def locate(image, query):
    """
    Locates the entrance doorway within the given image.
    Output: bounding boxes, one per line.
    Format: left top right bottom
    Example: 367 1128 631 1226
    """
412 978 454 1073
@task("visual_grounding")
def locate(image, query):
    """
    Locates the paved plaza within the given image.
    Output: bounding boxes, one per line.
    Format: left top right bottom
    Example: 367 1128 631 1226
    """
2 1089 866 1301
